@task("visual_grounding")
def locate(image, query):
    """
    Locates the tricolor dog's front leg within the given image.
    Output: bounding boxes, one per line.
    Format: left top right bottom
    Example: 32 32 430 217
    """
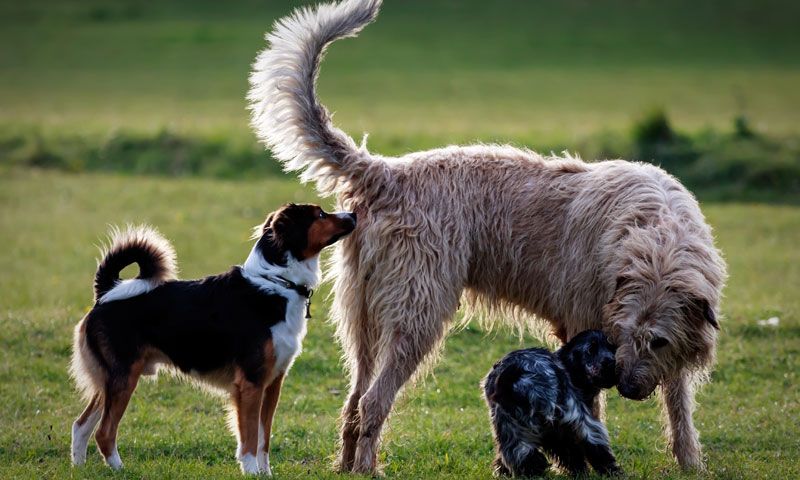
257 372 285 475
232 370 265 475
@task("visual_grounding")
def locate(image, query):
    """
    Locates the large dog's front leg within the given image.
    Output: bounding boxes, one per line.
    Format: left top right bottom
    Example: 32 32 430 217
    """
661 371 704 470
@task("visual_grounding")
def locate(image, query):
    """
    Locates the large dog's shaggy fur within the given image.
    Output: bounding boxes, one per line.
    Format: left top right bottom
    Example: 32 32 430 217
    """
248 0 727 473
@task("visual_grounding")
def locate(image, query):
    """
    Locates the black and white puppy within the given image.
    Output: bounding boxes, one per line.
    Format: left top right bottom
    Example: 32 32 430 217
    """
482 330 622 477
70 203 355 475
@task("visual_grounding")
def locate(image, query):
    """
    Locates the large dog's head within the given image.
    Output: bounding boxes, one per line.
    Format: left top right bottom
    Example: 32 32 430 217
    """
603 226 725 400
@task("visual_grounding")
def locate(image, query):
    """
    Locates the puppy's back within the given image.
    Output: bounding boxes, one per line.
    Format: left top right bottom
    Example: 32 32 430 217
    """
483 348 565 420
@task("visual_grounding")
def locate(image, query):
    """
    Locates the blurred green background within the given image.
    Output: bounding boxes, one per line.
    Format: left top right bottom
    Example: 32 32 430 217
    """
2 0 799 199
0 1 798 478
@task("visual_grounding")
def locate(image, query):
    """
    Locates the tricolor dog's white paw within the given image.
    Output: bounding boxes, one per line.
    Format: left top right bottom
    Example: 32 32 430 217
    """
239 452 260 475
257 451 272 476
105 448 123 470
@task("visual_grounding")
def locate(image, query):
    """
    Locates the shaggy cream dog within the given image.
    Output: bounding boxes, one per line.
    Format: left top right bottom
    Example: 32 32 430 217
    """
248 0 726 474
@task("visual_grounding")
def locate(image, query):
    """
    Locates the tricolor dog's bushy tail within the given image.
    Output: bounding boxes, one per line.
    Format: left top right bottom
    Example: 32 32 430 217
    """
71 225 177 401
248 0 382 195
94 225 177 303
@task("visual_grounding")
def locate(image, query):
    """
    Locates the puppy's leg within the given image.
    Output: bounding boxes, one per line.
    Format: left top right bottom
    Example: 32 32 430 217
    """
661 371 703 470
95 368 142 470
492 409 548 477
71 393 101 466
546 433 588 476
582 441 621 476
257 372 285 475
503 443 549 478
564 404 621 476
492 453 511 477
488 407 512 477
232 371 264 475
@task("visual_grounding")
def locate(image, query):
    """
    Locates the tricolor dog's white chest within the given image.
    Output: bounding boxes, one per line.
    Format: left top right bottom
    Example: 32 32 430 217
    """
241 245 320 380
270 292 307 375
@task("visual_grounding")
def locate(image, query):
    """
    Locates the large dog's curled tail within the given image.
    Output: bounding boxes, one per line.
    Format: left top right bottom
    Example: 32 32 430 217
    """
248 0 382 195
94 225 177 303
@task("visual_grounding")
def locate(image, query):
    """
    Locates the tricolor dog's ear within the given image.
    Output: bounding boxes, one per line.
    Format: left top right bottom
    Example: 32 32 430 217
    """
264 212 276 231
252 212 276 240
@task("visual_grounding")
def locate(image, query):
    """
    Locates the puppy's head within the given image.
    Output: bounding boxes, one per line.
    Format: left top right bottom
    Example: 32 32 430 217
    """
559 330 618 390
255 203 356 263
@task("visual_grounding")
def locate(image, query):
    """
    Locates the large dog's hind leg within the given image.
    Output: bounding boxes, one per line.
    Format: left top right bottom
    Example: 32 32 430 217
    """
351 286 458 474
333 258 379 472
661 370 703 470
337 335 376 472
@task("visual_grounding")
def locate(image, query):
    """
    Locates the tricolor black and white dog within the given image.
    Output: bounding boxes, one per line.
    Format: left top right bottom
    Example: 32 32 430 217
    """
69 203 355 475
483 330 622 477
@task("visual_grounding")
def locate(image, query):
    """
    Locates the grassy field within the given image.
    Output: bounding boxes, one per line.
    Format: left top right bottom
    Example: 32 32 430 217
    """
0 169 798 479
1 0 798 478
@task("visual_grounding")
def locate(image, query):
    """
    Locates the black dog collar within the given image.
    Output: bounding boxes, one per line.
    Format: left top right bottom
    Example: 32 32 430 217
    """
270 275 314 319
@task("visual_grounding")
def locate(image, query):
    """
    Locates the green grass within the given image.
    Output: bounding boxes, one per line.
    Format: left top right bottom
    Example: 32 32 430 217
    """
0 169 798 479
1 0 799 142
1 0 798 477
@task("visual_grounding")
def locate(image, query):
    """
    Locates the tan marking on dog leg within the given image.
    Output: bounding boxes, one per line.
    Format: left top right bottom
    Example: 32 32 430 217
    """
72 393 101 465
95 361 144 470
258 372 284 475
232 368 264 474
256 340 278 474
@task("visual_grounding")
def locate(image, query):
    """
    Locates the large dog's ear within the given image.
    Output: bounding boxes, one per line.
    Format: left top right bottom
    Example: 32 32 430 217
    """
689 297 719 330
702 299 720 330
607 275 630 303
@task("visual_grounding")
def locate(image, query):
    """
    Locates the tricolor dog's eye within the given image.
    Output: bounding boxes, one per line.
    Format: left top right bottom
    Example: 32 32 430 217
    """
650 337 669 349
318 211 326 219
